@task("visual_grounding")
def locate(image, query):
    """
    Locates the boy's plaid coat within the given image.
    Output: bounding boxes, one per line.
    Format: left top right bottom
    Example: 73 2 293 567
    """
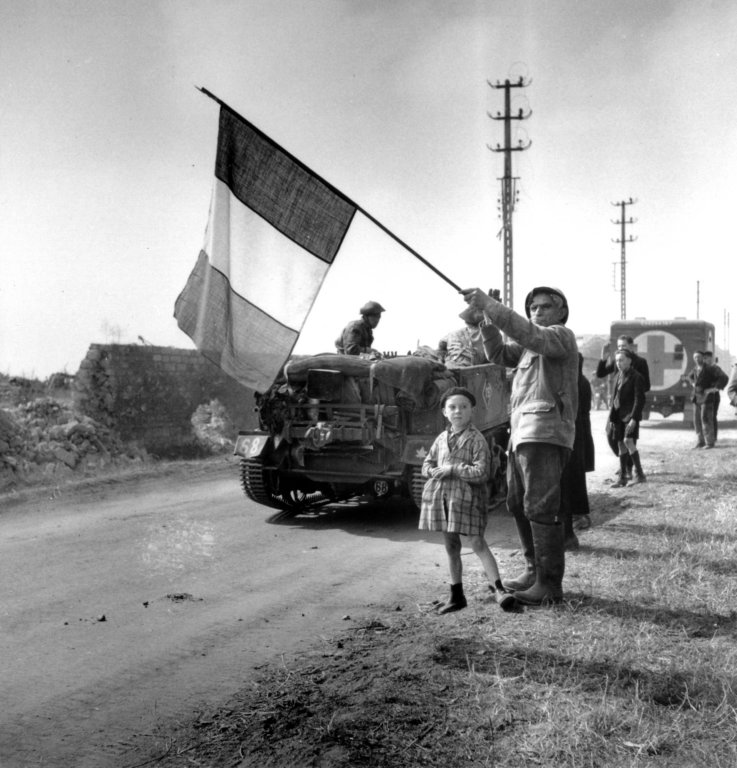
418 425 490 536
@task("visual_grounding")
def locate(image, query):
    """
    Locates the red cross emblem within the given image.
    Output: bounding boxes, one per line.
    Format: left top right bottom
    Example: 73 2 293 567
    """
634 331 687 391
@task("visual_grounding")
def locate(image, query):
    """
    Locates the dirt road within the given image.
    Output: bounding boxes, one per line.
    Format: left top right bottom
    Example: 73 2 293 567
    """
0 459 520 767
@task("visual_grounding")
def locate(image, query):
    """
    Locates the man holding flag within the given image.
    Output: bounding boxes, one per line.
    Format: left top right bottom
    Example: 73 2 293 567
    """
462 286 579 607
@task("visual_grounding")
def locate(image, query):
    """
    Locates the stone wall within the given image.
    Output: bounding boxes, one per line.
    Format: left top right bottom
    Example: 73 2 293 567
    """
74 344 258 457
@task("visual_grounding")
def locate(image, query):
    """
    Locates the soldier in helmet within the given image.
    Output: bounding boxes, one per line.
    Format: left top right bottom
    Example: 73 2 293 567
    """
335 301 385 357
461 285 578 607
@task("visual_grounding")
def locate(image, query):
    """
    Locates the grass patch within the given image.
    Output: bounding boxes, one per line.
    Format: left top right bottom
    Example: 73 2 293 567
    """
147 440 737 767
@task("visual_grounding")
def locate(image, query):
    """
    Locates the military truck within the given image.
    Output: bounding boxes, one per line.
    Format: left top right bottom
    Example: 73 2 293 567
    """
608 318 716 421
234 353 511 514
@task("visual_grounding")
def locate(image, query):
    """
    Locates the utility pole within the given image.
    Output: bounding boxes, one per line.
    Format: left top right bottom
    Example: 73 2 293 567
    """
696 281 700 319
488 76 531 309
611 198 637 319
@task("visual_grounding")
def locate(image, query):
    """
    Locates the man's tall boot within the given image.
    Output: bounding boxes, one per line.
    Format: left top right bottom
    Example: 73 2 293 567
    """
513 521 565 606
502 512 536 591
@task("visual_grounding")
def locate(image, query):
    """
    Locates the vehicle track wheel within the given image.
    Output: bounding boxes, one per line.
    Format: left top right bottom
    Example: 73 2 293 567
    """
281 488 327 510
410 467 425 511
240 458 329 513
240 457 282 510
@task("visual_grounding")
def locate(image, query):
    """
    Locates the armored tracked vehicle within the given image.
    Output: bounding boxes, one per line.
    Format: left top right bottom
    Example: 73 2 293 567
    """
234 354 510 513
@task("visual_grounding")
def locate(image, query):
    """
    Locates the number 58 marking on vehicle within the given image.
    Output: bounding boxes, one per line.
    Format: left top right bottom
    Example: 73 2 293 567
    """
234 433 269 458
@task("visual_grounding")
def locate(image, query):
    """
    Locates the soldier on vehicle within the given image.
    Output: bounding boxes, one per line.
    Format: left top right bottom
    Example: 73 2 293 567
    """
335 301 385 357
438 306 487 368
461 285 579 607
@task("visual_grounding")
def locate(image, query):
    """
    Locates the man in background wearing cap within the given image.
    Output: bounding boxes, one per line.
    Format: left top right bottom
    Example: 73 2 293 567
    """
335 301 385 357
461 286 579 606
685 350 727 448
439 306 487 368
702 351 728 443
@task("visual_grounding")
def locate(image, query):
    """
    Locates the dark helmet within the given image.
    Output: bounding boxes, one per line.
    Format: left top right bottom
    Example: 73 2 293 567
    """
360 301 386 316
524 286 569 325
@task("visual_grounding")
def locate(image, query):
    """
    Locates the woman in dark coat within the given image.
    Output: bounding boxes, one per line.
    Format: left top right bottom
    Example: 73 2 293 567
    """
561 354 595 548
607 349 646 487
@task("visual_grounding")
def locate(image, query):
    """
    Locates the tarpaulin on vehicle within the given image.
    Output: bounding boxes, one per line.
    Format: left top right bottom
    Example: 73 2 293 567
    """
284 354 373 382
370 357 455 411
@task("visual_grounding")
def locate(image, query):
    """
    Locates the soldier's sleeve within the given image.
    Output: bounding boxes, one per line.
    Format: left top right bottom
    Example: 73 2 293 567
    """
342 322 364 356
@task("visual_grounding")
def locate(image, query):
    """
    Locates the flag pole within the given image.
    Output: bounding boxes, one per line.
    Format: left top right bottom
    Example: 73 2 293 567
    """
196 86 462 293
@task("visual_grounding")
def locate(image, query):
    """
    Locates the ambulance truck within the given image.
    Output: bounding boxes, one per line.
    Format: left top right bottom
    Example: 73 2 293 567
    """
608 318 715 422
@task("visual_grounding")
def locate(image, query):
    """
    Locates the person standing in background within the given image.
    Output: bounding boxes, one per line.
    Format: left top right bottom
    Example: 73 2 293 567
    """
561 353 595 547
702 351 728 443
597 335 650 481
607 349 647 487
685 351 724 449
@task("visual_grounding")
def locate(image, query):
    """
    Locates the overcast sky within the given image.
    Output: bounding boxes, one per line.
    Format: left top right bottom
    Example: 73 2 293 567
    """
2 0 736 378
